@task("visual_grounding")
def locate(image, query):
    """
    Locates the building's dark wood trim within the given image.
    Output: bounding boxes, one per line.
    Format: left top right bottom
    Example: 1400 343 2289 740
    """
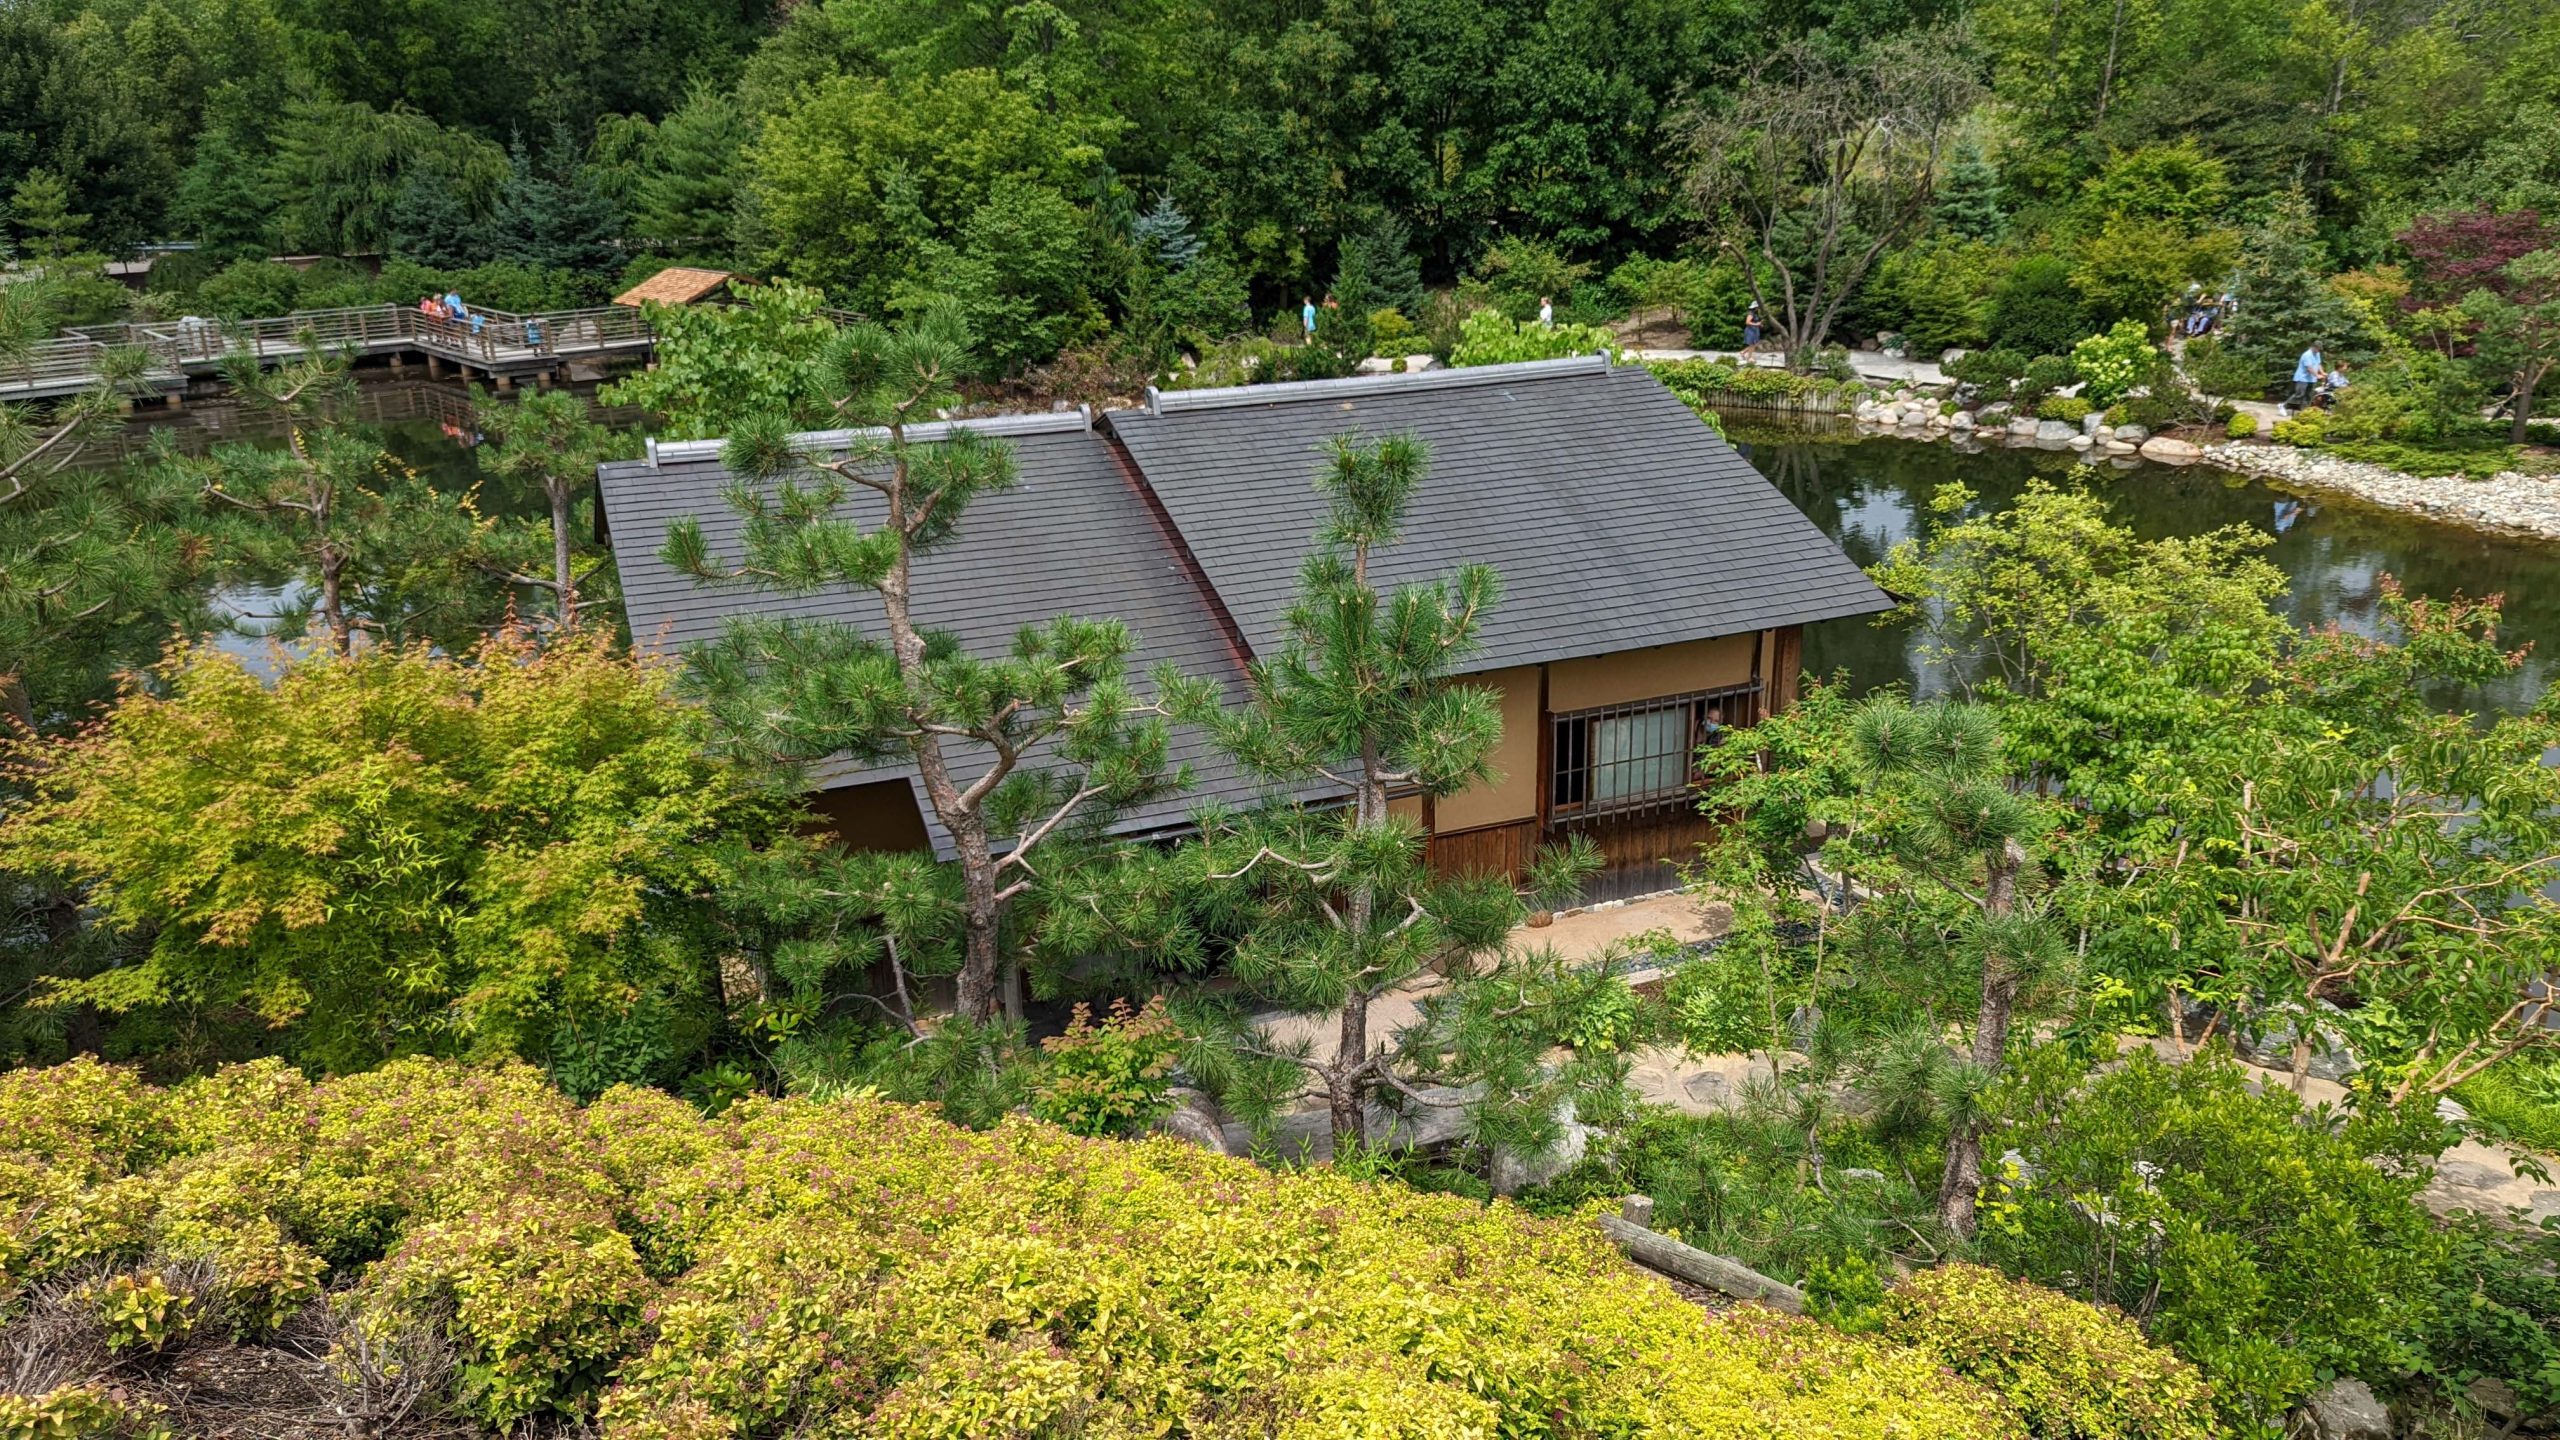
1533 663 1554 832
1094 418 1257 677
1769 625 1804 715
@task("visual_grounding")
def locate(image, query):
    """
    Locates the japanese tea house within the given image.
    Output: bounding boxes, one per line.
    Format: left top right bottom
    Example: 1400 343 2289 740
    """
597 354 1890 901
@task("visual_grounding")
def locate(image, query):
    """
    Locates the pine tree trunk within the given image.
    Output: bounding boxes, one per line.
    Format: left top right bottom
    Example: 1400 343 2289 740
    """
550 481 576 626
1938 836 2027 1239
1331 988 1371 1152
319 547 350 656
950 821 1005 1024
1331 731 1387 1154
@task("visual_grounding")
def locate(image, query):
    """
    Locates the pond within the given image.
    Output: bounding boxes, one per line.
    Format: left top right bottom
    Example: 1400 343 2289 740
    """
105 383 2560 718
1737 426 2560 717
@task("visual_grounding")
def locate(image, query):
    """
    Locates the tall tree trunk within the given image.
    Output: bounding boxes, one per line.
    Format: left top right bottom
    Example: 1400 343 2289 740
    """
2512 368 2539 444
879 436 1006 1027
950 822 1004 1024
1330 725 1387 1154
319 547 350 655
1331 988 1371 1151
550 482 576 627
2093 0 2128 123
1938 837 2027 1239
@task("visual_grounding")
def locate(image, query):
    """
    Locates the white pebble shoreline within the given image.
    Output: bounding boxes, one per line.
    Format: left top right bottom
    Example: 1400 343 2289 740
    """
2196 441 2560 545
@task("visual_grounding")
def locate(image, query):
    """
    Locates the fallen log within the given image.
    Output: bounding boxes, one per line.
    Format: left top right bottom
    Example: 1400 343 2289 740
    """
1596 1201 1808 1315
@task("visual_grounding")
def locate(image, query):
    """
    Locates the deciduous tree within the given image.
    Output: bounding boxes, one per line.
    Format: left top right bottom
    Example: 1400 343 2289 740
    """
1683 30 1980 367
0 631 779 1078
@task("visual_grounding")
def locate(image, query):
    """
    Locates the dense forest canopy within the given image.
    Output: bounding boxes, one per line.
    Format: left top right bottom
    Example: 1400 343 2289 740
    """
5 0 2553 336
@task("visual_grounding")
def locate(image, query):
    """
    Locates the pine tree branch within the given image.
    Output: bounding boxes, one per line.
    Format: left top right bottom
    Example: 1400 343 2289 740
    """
1211 846 1338 883
994 781 1111 895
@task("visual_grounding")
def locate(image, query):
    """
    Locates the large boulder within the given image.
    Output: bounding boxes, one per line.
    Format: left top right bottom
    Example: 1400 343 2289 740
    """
1152 1088 1235 1154
2139 435 2203 463
2082 411 2106 436
2296 1379 2391 1440
1947 411 1975 431
2008 416 2041 437
2035 419 2079 445
2115 424 2150 444
1491 1101 1595 1195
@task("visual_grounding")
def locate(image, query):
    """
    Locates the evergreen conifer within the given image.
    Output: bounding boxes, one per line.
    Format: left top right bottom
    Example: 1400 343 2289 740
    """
1933 143 2007 242
489 127 622 275
2225 190 2361 393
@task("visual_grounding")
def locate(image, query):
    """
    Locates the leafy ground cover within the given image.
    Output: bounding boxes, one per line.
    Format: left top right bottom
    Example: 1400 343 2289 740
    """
0 1055 2229 1439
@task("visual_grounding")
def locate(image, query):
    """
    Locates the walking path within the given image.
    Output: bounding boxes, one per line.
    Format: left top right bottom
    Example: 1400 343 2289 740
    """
0 303 655 403
1245 885 2560 1224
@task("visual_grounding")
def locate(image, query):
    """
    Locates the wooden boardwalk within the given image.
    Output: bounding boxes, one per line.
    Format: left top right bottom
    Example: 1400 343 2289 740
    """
0 303 656 403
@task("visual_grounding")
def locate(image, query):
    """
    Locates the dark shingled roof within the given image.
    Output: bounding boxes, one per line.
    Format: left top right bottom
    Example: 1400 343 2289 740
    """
597 411 1266 852
1103 356 1890 671
596 358 1890 855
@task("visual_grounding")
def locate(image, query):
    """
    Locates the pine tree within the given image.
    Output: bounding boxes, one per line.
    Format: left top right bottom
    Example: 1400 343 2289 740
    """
1131 193 1205 270
188 345 492 655
1332 215 1426 319
632 86 749 257
1838 698 2065 1239
0 279 201 730
489 127 622 275
2225 189 2361 393
469 388 621 627
663 303 1213 1024
1933 143 2007 242
8 169 90 264
389 173 491 269
1181 435 1595 1151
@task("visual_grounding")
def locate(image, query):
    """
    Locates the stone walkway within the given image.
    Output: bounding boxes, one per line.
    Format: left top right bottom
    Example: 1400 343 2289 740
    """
1237 886 2560 1224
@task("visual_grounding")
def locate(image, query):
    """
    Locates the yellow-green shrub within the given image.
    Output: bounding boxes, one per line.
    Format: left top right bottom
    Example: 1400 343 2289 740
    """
0 1058 2040 1438
1878 1264 2216 1440
0 1384 172 1439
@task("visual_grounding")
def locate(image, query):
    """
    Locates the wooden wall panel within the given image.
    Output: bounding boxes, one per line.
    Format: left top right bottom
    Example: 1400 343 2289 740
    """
1428 819 1541 881
808 778 933 853
1554 810 1724 902
1768 625 1804 715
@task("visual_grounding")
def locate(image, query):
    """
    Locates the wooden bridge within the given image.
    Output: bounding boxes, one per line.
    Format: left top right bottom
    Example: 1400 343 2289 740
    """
0 303 657 404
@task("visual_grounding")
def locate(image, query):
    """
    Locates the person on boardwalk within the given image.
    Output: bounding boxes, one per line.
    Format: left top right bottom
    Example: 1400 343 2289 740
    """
1538 295 1554 328
1741 302 1764 355
2285 341 2325 415
1301 296 1316 343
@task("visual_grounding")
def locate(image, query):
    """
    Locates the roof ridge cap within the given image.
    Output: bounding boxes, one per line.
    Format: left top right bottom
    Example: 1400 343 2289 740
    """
643 406 1092 467
1130 354 1612 414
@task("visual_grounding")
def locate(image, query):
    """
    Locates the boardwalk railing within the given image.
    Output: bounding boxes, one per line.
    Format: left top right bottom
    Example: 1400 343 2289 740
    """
1 303 660 401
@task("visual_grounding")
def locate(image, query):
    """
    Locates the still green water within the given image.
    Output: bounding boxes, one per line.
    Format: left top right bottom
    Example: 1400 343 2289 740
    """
1739 429 2560 717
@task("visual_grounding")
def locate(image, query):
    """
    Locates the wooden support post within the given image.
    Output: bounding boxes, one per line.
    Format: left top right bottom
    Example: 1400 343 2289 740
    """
495 372 515 392
425 355 443 378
